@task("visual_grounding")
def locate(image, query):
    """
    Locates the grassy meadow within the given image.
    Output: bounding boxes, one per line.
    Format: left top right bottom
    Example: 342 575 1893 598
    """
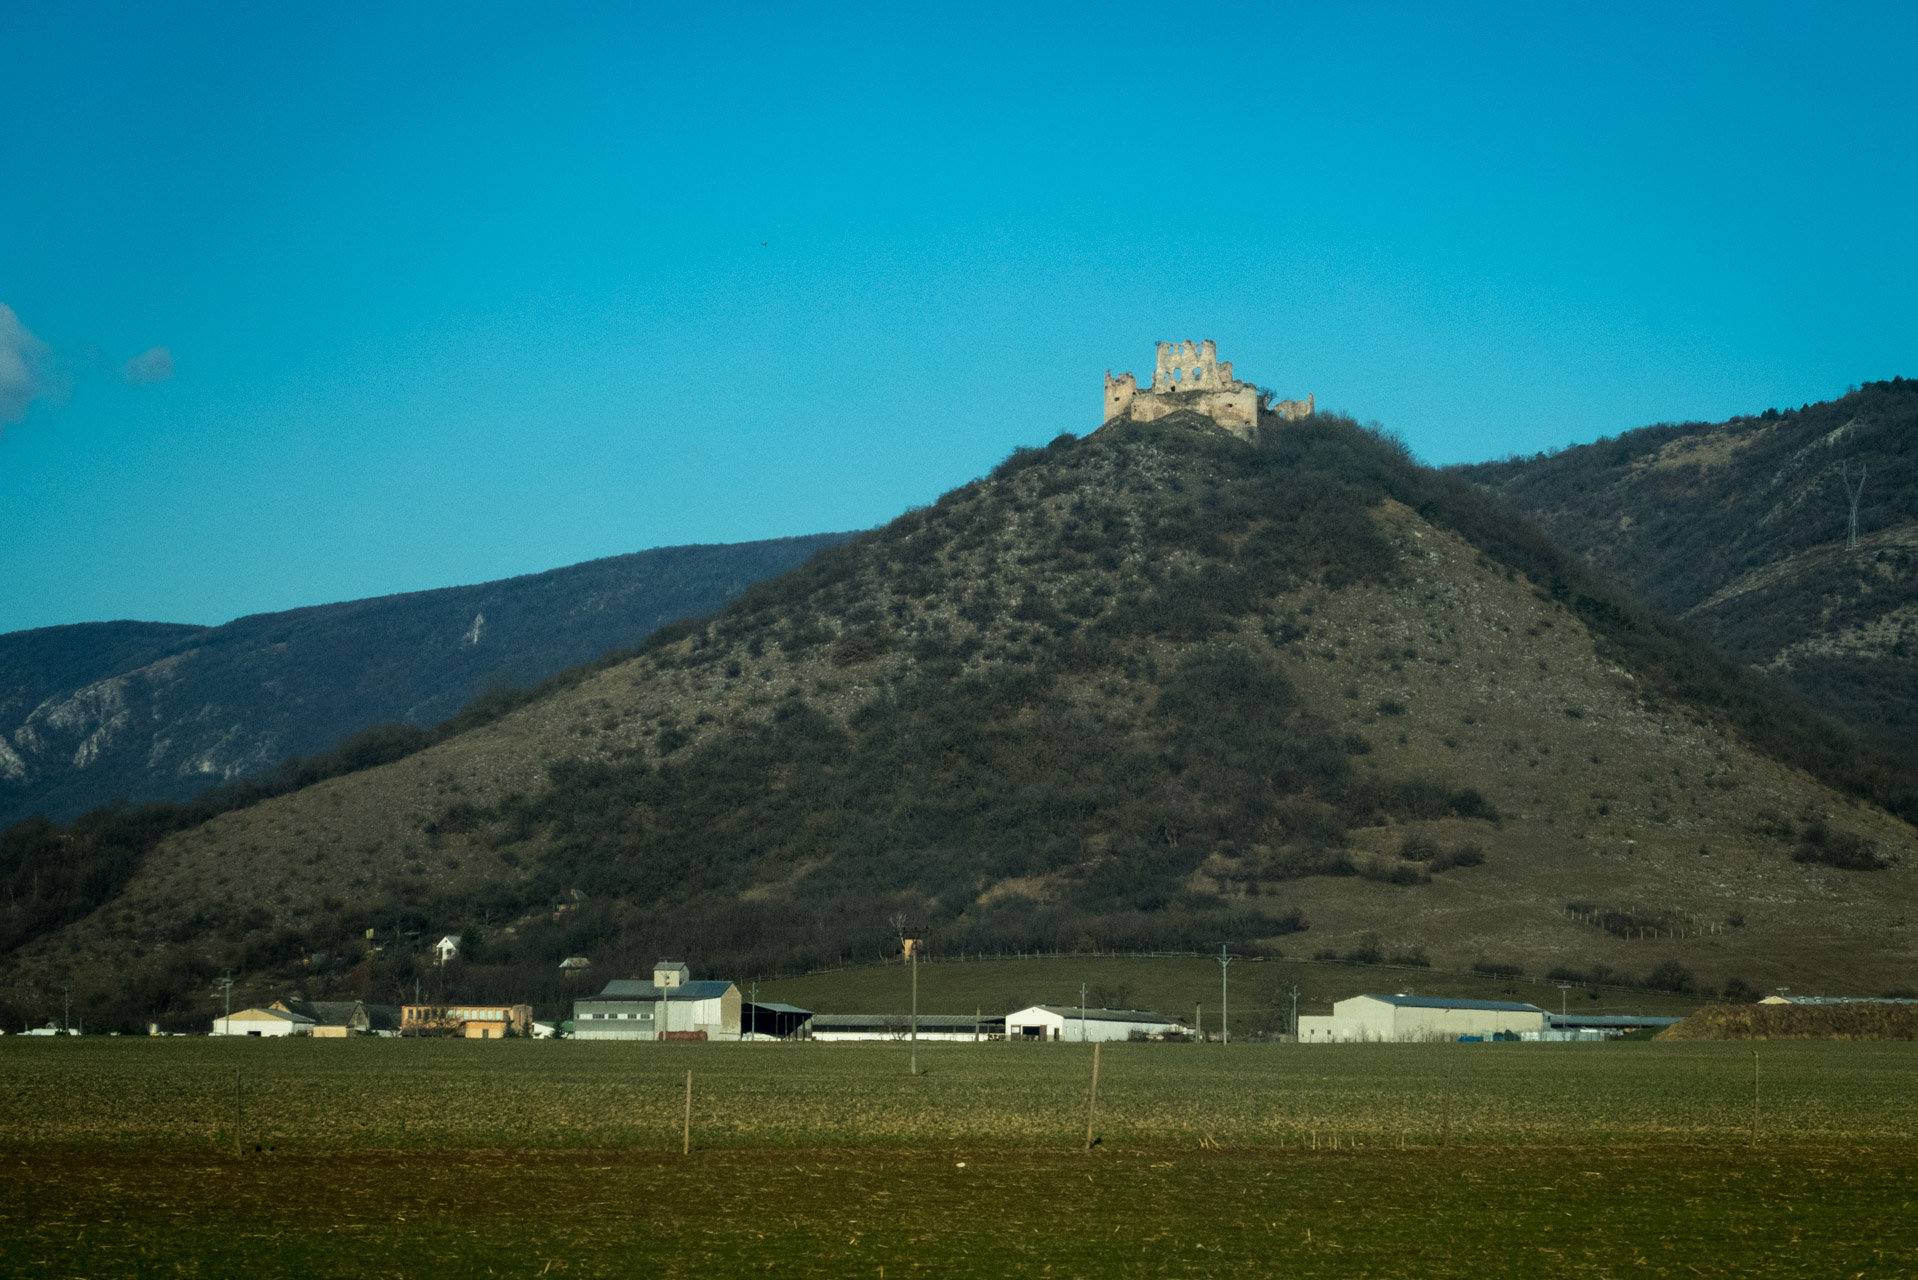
3 1036 1914 1277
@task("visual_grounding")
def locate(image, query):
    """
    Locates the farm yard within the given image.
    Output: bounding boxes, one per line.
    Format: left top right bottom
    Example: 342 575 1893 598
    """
2 1038 1915 1277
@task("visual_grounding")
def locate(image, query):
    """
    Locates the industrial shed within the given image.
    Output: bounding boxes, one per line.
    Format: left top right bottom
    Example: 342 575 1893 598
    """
1298 995 1548 1043
571 961 743 1041
1004 1006 1188 1042
808 1013 1003 1042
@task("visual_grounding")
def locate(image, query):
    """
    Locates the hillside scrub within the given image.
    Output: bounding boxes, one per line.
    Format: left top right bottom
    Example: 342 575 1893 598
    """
11 409 1918 1021
1460 377 1918 756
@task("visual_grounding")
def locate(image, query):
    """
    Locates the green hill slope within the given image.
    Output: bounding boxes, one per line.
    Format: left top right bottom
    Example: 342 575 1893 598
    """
5 410 1916 1030
1458 377 1918 754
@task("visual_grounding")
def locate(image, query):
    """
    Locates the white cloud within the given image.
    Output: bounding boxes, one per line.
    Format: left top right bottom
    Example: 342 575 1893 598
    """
0 303 52 424
122 345 174 385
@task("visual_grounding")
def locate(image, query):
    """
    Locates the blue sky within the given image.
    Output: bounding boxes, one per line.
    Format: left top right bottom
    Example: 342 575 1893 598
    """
3 3 1913 633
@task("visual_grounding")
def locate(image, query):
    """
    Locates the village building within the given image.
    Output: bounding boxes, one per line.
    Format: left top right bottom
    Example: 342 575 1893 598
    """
1298 994 1548 1043
431 935 461 964
1004 1005 1188 1043
401 1003 534 1038
275 999 401 1037
571 960 743 1041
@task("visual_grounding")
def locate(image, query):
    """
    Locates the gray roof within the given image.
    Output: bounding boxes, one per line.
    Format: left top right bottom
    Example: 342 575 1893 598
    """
1770 995 1918 1005
1358 995 1547 1014
1549 1014 1684 1028
285 1000 401 1029
583 979 736 1003
1023 1006 1185 1025
745 1002 813 1016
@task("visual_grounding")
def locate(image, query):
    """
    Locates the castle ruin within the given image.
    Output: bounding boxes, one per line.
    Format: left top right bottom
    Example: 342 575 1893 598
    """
1102 341 1312 436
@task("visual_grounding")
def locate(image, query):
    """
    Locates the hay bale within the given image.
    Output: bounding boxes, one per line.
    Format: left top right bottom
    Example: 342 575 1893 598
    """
1657 1003 1918 1041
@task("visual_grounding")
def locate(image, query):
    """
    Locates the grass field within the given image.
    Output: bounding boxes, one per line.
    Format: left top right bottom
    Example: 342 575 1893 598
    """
3 1038 1913 1277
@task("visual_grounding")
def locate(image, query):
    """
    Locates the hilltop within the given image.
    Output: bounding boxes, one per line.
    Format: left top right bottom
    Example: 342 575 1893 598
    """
1458 378 1918 755
0 533 850 827
5 410 1916 1029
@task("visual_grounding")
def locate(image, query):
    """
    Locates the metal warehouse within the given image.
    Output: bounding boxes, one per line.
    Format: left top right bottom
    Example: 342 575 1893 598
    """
808 1013 1004 1042
1298 994 1548 1043
1004 1005 1189 1042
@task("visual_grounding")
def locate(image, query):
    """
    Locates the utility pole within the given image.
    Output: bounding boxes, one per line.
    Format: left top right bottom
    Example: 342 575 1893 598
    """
895 916 923 1075
1080 981 1089 1044
746 980 758 1043
61 984 72 1035
1556 981 1572 1020
1217 943 1234 1044
1288 985 1301 1041
218 971 233 1033
1841 461 1868 551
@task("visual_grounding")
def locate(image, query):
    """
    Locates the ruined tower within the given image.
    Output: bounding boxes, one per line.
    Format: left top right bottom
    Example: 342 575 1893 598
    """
1102 341 1311 436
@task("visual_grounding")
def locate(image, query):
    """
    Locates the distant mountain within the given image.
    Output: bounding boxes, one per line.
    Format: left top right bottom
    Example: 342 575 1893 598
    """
0 534 852 827
10 410 1915 1031
1457 378 1918 754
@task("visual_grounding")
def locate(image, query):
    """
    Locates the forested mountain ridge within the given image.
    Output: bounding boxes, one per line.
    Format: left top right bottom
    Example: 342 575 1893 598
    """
1457 378 1918 754
0 534 851 828
6 412 1916 1031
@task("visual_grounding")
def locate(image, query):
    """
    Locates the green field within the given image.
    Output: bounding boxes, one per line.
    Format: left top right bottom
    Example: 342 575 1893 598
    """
3 1038 1913 1277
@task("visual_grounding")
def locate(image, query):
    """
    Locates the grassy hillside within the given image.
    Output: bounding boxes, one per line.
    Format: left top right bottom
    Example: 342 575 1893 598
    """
5 409 1917 1031
1458 377 1918 754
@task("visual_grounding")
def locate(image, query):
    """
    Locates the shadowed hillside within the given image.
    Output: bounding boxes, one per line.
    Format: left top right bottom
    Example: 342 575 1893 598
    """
1459 378 1918 755
0 534 852 828
5 411 1916 1031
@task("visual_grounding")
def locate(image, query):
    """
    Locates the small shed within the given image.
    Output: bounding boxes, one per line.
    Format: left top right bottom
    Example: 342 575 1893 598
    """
432 935 461 964
742 1002 814 1040
1003 1006 1187 1043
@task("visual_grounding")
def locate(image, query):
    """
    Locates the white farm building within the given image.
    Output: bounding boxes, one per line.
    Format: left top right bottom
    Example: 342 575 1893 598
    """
1298 994 1547 1043
1005 1005 1189 1042
212 1006 315 1037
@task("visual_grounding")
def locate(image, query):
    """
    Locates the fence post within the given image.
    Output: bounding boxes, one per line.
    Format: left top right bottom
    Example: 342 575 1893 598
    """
1750 1050 1760 1147
1084 1042 1101 1152
233 1067 243 1158
683 1070 693 1156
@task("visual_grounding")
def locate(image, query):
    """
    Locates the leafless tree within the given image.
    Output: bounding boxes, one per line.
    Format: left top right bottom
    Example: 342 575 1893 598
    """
1840 461 1868 550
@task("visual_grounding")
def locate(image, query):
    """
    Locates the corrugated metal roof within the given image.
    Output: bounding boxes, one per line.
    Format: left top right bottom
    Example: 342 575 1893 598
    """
745 1002 813 1016
1356 995 1546 1013
1022 1006 1185 1025
1549 1014 1683 1028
